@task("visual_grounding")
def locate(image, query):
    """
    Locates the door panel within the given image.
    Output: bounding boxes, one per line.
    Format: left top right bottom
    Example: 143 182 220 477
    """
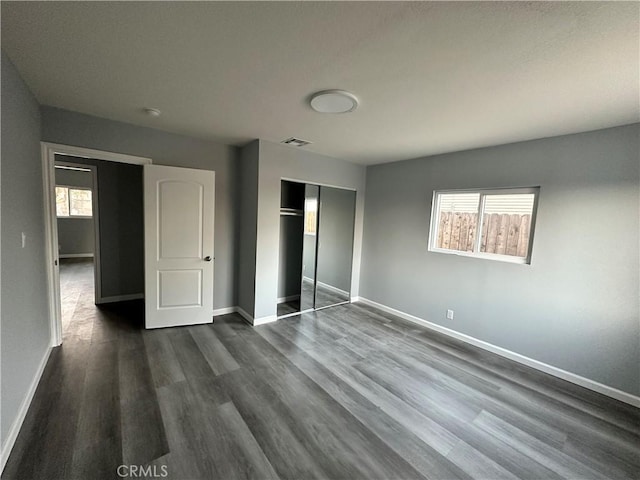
158 270 203 308
145 165 215 329
159 180 203 259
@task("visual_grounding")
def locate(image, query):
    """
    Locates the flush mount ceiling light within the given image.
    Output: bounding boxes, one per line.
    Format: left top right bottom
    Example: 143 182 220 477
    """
143 107 162 117
309 90 359 114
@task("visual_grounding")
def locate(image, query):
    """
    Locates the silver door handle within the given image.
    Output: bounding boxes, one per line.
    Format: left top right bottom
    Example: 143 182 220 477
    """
204 256 212 262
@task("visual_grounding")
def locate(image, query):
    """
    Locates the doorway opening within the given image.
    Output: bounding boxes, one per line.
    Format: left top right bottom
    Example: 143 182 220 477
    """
54 161 98 339
42 143 152 346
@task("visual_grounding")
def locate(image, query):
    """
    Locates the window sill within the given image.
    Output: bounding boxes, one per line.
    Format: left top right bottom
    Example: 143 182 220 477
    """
429 248 530 265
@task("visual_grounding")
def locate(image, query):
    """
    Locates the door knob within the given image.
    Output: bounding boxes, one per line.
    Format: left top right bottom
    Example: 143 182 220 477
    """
204 256 212 262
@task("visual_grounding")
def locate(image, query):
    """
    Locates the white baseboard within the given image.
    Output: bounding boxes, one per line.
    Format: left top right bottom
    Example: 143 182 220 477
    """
354 297 640 408
1 346 52 473
277 294 300 304
235 306 277 326
236 307 254 325
213 306 237 316
59 253 94 259
316 280 349 297
96 293 144 304
253 315 278 326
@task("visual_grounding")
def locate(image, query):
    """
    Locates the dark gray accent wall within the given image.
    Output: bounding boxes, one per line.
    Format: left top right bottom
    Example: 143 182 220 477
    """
237 141 259 316
56 155 143 297
360 124 640 396
55 168 94 256
1 53 49 447
277 215 303 299
277 181 304 300
41 106 238 310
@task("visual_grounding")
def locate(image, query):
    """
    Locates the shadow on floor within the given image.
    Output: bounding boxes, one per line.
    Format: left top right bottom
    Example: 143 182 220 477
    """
96 300 145 330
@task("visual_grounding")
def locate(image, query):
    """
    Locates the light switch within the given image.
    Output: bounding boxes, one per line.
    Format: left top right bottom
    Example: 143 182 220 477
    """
21 232 26 248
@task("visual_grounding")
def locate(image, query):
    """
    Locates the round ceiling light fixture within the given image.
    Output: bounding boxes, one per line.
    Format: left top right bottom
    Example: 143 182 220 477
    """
309 90 359 114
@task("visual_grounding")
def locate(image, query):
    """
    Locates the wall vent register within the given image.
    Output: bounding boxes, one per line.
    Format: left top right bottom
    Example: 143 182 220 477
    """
282 137 312 147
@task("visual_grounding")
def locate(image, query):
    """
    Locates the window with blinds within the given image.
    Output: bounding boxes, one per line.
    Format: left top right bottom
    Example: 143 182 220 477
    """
56 186 93 217
429 187 539 264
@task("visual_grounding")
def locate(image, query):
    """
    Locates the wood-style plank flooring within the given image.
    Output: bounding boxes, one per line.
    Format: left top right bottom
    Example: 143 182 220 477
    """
3 261 640 479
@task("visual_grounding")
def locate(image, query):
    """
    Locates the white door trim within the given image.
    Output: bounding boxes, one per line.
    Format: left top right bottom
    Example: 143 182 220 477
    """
41 142 152 347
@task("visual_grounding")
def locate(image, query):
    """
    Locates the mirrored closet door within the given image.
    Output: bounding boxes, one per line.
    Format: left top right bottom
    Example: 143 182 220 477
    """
277 180 356 318
300 184 319 311
315 186 356 309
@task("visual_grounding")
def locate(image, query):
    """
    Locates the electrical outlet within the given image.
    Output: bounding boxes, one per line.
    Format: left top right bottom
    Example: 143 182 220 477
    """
446 309 454 320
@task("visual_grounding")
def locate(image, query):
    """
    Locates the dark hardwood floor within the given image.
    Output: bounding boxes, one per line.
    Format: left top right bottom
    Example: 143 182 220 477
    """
3 262 639 479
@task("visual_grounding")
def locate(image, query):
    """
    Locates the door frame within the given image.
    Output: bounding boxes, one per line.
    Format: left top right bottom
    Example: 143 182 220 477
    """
41 142 152 347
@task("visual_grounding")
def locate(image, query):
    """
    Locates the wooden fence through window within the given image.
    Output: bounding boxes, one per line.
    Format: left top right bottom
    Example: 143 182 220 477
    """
437 212 531 257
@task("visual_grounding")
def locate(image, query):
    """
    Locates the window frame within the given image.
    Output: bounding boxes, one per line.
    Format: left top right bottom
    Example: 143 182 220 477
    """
428 186 540 265
55 185 94 219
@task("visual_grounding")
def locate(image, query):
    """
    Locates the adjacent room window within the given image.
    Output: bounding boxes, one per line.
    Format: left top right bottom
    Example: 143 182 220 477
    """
304 198 317 235
428 187 539 264
56 186 93 217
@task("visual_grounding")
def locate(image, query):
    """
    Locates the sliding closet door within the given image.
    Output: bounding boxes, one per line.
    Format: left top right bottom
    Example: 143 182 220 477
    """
315 186 356 309
300 184 319 311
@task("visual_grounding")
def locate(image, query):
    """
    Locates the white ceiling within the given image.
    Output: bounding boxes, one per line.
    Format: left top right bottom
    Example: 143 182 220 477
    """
2 2 638 165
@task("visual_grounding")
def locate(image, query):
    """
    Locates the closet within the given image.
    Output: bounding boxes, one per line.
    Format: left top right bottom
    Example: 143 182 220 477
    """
278 180 356 318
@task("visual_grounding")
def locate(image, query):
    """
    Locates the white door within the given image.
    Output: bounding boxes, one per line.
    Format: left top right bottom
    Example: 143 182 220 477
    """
144 165 215 329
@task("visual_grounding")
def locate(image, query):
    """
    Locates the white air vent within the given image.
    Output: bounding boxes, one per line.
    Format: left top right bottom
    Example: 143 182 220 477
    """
282 137 312 147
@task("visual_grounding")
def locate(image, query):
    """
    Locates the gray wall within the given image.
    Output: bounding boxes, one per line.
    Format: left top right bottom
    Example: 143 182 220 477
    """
41 106 239 310
237 141 259 316
360 124 640 396
55 167 94 256
57 219 94 256
1 53 50 448
56 155 144 298
55 167 93 188
316 186 356 293
254 140 366 319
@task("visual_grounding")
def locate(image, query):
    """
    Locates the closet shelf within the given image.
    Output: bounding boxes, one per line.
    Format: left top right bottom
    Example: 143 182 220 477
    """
280 208 303 216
